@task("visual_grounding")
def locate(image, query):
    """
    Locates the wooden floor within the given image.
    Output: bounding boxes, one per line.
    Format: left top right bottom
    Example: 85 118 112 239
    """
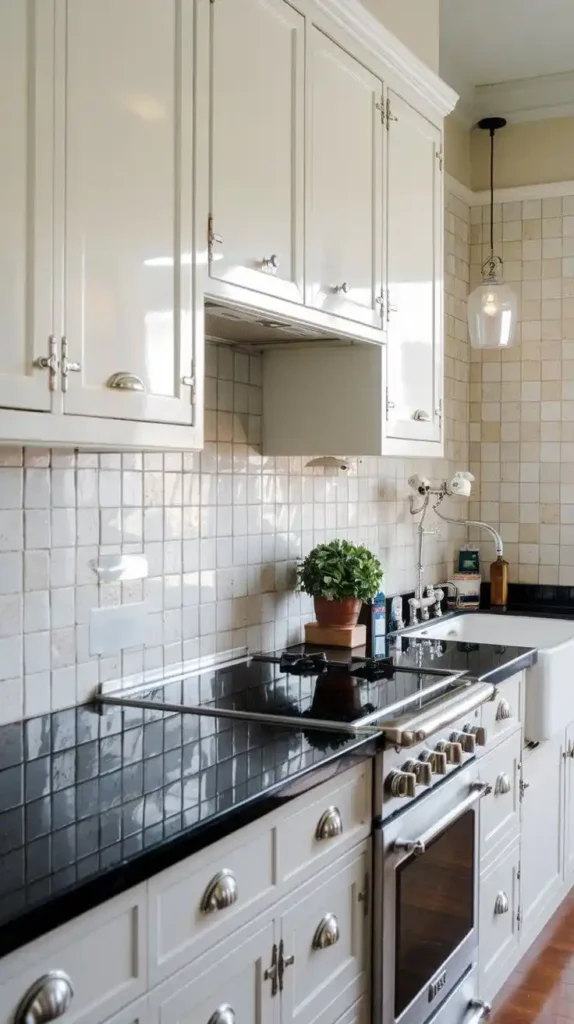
491 893 574 1024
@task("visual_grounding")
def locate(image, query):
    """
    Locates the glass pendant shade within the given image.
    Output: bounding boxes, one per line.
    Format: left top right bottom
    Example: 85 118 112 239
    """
468 268 518 349
468 116 518 350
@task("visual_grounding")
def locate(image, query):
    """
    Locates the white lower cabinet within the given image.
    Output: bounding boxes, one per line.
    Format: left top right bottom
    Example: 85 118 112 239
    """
148 843 370 1024
563 722 574 882
519 732 565 947
478 839 520 1005
478 729 521 869
104 998 150 1024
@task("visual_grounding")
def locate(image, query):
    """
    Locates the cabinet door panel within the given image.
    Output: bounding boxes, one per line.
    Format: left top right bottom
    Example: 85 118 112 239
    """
478 841 519 1005
61 0 195 425
520 733 564 941
280 846 369 1024
209 0 304 304
564 723 574 881
0 0 54 411
149 919 275 1024
306 29 383 330
385 91 442 443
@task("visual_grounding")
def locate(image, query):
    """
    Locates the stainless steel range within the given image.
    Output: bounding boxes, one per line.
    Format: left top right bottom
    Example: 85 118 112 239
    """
95 644 499 1024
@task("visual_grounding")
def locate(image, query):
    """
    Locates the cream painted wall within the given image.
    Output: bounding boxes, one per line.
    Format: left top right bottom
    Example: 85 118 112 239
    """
471 116 574 190
362 0 440 72
444 115 471 189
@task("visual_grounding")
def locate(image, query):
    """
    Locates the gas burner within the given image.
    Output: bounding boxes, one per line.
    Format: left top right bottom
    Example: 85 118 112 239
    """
350 657 396 682
252 651 353 676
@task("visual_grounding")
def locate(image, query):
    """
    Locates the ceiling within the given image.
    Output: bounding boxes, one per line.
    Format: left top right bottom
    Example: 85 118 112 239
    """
440 0 574 104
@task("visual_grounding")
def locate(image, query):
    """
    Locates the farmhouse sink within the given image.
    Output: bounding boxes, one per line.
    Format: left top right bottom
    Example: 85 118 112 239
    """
407 612 574 741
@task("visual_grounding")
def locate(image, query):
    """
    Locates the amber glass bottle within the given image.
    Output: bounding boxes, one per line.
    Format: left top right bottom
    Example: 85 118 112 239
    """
490 556 509 606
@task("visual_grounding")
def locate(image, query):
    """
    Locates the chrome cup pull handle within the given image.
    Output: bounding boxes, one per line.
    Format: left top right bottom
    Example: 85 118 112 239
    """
494 891 509 915
106 372 146 392
200 869 238 913
312 914 340 950
413 409 430 421
14 971 74 1024
496 698 512 721
207 1007 235 1024
316 806 343 840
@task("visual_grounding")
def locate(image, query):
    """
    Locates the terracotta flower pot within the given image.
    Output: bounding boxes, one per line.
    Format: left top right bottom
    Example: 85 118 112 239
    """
313 596 362 629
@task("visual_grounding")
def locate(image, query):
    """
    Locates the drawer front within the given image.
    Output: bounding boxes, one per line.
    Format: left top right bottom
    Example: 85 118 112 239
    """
104 997 149 1024
148 825 275 985
279 843 370 1024
478 729 521 868
478 839 520 1005
0 887 146 1024
149 917 275 1024
276 763 371 882
331 997 368 1024
424 965 479 1024
481 672 523 748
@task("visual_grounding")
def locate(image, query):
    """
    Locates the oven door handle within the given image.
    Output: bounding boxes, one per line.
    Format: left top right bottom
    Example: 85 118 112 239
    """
383 682 496 747
393 781 492 855
462 1000 491 1024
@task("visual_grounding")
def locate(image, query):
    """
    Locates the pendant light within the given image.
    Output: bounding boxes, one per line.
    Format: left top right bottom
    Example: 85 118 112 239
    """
468 117 518 349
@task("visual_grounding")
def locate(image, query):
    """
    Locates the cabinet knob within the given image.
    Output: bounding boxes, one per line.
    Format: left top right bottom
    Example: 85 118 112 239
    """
262 254 279 270
495 698 512 721
106 371 146 393
200 869 238 913
494 773 511 795
312 913 340 950
436 739 463 764
419 749 447 775
464 724 487 747
412 409 430 422
316 806 343 840
386 769 417 798
207 1007 235 1024
334 282 350 294
494 891 509 915
14 971 74 1024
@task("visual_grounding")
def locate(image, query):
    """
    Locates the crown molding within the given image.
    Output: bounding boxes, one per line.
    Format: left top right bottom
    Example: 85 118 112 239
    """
475 70 574 125
445 173 574 206
315 0 459 119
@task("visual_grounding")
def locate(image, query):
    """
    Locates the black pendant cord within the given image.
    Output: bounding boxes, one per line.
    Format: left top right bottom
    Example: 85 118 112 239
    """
489 127 495 254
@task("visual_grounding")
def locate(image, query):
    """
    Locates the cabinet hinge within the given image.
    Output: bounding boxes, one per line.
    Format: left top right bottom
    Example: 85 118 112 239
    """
264 943 278 997
386 388 395 416
435 147 443 172
375 98 385 125
182 360 196 402
435 399 443 426
208 215 223 262
516 907 522 930
385 97 398 130
358 872 370 917
386 287 398 322
519 778 530 801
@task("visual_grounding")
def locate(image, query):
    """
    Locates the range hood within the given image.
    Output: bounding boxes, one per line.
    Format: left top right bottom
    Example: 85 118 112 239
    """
205 298 361 349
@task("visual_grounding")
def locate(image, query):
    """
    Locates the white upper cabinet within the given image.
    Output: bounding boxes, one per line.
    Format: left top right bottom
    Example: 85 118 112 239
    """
206 0 304 304
58 0 196 427
384 90 443 447
306 29 384 331
0 1 54 411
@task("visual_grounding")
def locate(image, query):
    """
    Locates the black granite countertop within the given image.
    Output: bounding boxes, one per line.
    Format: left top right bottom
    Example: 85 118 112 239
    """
0 631 536 960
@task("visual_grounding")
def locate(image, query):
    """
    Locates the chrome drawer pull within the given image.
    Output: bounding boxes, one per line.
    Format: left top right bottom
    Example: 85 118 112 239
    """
316 806 343 840
312 913 340 950
494 891 509 915
496 698 512 721
207 1007 235 1024
462 999 491 1024
413 409 430 421
106 371 145 392
200 869 238 913
494 772 511 795
393 782 492 856
15 971 74 1024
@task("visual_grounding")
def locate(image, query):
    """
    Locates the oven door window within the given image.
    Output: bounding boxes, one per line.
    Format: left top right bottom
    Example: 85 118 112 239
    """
395 809 475 1018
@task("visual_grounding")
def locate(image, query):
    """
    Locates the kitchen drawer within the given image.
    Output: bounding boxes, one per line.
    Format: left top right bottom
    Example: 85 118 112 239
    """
478 729 521 869
424 965 481 1024
148 820 275 986
0 886 146 1024
332 996 368 1024
276 762 371 883
481 672 523 749
104 997 149 1024
478 838 520 1005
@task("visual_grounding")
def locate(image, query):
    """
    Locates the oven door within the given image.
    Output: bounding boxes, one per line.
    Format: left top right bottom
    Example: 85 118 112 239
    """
374 762 489 1024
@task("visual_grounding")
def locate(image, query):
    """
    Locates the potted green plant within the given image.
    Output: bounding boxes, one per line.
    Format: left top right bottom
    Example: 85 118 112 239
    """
297 539 383 629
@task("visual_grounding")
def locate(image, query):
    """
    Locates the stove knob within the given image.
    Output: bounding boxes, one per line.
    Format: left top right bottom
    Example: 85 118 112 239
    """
419 749 448 775
403 759 432 787
450 731 476 755
463 724 487 747
386 770 417 798
435 739 463 765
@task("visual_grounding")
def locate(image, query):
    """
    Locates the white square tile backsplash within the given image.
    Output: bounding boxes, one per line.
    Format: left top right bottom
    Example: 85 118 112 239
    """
0 187 469 724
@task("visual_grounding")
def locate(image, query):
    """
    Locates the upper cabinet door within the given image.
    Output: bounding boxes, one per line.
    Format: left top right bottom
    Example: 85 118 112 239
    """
0 1 54 411
385 90 443 444
59 0 196 425
306 29 383 331
208 0 304 304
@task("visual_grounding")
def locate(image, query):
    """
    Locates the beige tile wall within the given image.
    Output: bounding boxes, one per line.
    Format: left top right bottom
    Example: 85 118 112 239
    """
469 194 574 584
